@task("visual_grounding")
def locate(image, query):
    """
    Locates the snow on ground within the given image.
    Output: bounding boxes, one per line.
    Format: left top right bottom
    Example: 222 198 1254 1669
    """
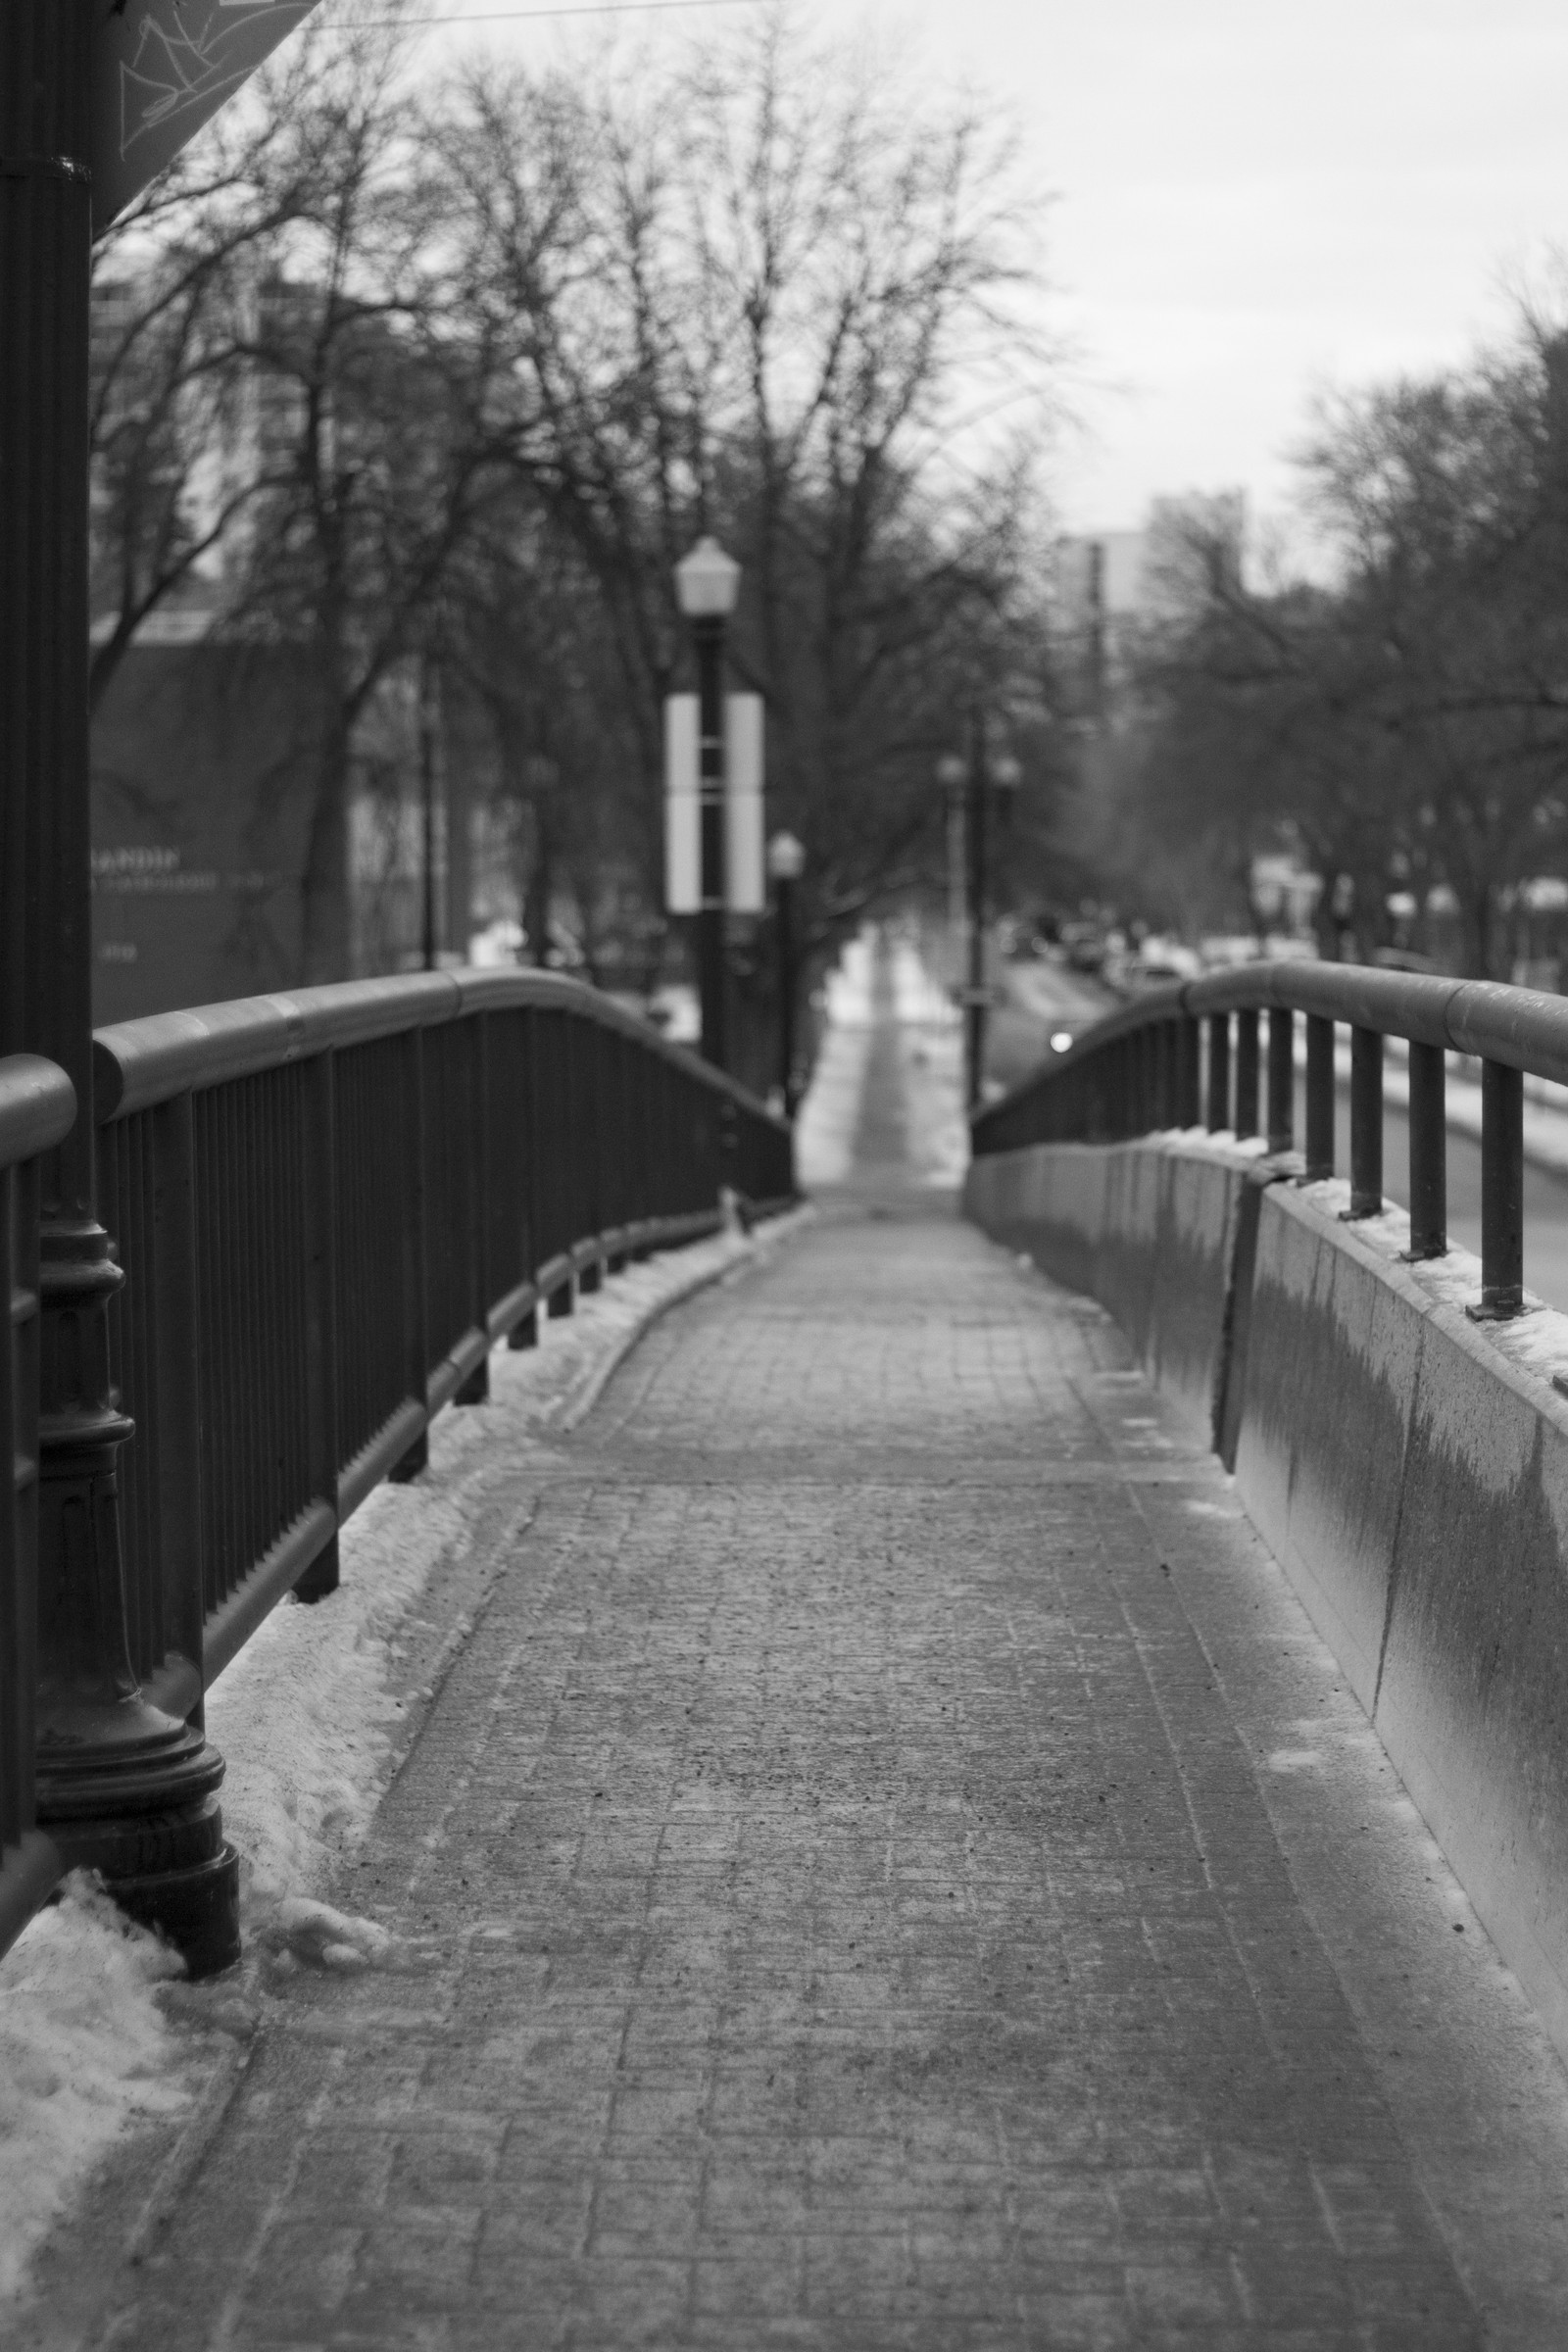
0 1880 191 2303
794 1022 872 1189
0 1211 808 2315
822 932 874 1027
796 927 968 1191
890 935 956 1028
795 931 875 1188
891 938 967 1189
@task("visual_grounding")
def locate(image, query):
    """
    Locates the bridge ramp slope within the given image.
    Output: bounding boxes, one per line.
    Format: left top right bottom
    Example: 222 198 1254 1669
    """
32 1034 1568 2346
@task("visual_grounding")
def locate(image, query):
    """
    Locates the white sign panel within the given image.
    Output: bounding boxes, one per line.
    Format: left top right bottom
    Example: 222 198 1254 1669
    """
94 2 322 234
663 691 766 913
725 693 765 914
663 693 701 914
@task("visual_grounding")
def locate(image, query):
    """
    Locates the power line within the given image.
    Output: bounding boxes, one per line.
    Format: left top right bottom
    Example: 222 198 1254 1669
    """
318 0 754 28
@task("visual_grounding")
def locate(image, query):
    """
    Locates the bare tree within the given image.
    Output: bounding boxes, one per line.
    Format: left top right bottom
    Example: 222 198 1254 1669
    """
432 10 1058 972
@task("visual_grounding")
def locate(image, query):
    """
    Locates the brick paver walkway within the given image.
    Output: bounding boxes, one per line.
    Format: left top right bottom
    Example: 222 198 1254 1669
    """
47 985 1568 2350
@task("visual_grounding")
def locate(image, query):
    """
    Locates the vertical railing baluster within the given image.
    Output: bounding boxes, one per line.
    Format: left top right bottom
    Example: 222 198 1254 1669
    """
549 1012 576 1317
607 1032 629 1271
1347 1027 1383 1219
1472 1059 1525 1319
1 1161 15 1851
578 1019 604 1294
1206 1014 1230 1133
296 1051 342 1601
509 1006 540 1349
1234 1009 1259 1141
1178 1016 1200 1127
220 1088 240 1603
390 1028 431 1482
1304 1015 1335 1180
1403 1041 1447 1262
149 1092 207 1682
1159 1020 1177 1128
2 1157 29 1852
455 1014 491 1402
1266 1006 1294 1154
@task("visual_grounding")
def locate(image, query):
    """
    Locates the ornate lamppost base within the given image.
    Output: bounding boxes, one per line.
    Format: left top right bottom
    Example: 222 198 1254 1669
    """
33 1279 243 1979
38 1724 240 1978
37 1696 241 1977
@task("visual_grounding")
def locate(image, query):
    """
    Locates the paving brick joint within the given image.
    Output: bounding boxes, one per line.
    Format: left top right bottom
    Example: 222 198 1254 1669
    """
32 985 1568 2350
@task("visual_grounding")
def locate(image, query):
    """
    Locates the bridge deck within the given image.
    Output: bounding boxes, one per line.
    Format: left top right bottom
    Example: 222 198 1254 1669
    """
36 967 1568 2350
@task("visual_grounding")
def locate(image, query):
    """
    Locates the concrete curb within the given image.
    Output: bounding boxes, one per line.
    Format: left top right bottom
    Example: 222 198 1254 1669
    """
966 1134 1568 2064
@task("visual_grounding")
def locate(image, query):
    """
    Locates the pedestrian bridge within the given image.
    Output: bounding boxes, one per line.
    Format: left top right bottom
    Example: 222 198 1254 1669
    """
11 943 1568 2347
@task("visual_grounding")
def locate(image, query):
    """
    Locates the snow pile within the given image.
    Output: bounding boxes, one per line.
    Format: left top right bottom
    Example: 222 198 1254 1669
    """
209 1449 475 1916
795 1023 871 1186
0 1213 806 2313
822 930 875 1026
264 1895 395 1977
796 928 970 1189
891 940 967 1187
890 936 957 1029
795 933 875 1187
0 1875 191 2302
207 1217 789 1917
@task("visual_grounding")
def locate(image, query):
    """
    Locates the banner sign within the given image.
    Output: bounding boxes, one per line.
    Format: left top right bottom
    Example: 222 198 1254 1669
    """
662 692 765 914
724 693 764 914
663 694 701 915
93 1 322 234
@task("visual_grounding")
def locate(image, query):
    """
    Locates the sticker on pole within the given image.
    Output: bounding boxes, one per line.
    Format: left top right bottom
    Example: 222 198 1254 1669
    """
94 2 323 234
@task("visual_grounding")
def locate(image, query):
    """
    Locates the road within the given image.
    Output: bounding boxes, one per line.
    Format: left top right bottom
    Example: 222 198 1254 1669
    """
992 957 1568 1313
988 956 1115 1094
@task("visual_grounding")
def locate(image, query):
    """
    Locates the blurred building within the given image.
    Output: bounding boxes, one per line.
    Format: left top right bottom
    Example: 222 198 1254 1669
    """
1051 493 1246 727
87 270 472 1019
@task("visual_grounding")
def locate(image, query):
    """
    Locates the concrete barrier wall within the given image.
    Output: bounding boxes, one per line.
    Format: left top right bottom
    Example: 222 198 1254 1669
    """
966 1134 1568 2060
967 1133 1256 1444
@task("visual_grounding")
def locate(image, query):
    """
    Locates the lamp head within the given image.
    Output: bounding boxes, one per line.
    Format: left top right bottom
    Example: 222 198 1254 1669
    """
935 754 967 791
991 753 1022 791
674 534 741 618
767 830 807 883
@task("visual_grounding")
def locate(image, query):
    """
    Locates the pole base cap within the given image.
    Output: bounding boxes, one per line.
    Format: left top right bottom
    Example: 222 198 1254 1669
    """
104 1839 241 1981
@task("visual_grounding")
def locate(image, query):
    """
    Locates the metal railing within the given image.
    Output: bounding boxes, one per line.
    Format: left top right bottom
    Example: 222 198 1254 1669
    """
971 960 1568 1321
0 1055 77 1955
88 968 794 1726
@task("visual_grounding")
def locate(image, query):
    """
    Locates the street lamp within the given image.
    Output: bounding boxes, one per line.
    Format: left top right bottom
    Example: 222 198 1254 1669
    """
766 830 807 1118
0 4 239 1971
674 535 742 1070
940 721 1021 1112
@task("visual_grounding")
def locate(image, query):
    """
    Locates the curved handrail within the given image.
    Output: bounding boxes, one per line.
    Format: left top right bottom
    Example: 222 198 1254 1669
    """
974 959 1568 1148
970 953 1568 1327
93 964 791 1131
0 1054 76 1168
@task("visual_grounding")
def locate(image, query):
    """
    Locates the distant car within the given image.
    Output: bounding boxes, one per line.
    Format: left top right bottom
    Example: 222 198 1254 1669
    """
1125 937 1201 989
1061 923 1106 973
1372 946 1440 974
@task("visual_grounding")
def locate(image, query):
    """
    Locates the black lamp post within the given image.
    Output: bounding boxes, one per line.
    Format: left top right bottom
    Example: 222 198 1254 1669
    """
419 655 440 972
939 721 1020 1113
674 536 741 1071
766 830 807 1118
1 3 238 1970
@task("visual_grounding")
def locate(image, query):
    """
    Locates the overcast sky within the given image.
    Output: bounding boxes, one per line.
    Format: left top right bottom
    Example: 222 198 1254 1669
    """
396 0 1568 542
